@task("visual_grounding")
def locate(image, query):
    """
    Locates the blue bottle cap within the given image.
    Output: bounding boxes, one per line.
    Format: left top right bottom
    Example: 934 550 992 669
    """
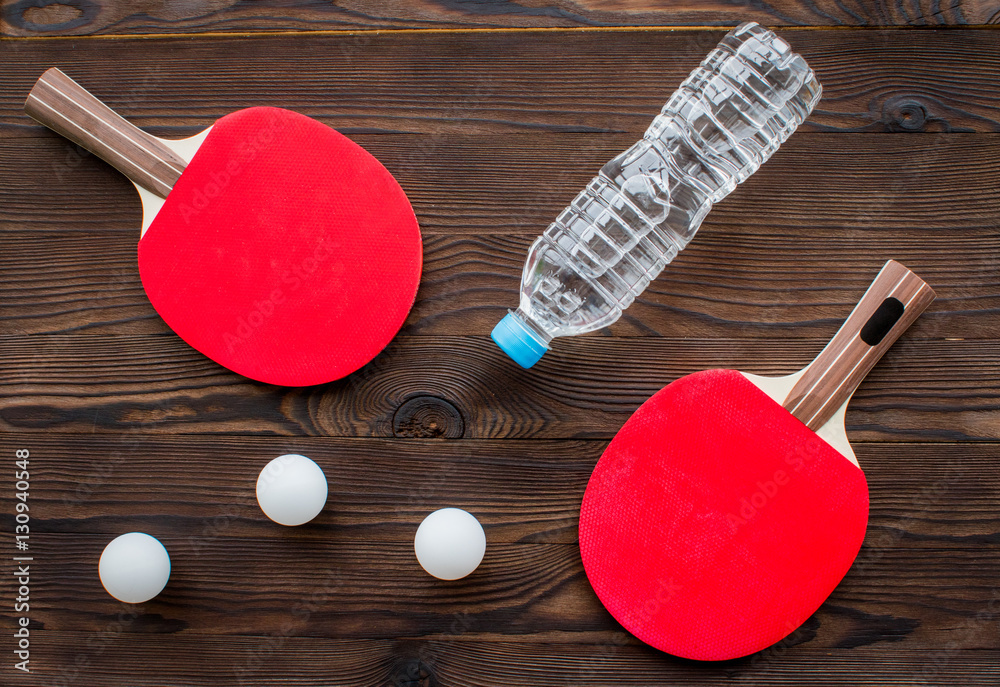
491 312 548 369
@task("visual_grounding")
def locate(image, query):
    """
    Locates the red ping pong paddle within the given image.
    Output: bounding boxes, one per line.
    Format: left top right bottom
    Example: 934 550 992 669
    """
24 68 422 387
579 260 935 661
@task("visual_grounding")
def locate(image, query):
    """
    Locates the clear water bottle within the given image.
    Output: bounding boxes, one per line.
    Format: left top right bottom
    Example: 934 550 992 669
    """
491 22 821 368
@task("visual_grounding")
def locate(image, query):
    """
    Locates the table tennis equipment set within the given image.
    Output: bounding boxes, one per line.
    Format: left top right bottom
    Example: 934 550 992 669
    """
23 22 936 664
25 68 422 387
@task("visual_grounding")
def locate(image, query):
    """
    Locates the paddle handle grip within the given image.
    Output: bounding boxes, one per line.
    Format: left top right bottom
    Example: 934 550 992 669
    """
24 68 186 198
783 259 936 431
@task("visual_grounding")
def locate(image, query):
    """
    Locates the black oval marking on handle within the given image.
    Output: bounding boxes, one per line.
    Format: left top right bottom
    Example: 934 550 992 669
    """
860 296 905 346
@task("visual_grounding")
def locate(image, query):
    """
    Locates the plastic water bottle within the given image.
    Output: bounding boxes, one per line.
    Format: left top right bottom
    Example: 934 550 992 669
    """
491 22 821 368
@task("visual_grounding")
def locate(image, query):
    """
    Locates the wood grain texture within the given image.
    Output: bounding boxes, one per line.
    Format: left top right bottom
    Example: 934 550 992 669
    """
0 436 996 652
2 30 1000 134
2 0 998 36
6 533 999 643
0 224 996 340
4 133 999 236
15 634 1000 686
1 133 998 339
1 16 998 687
0 335 994 440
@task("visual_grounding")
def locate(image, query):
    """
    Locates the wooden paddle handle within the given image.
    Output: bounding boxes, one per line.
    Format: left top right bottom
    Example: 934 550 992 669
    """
24 68 186 198
783 260 936 430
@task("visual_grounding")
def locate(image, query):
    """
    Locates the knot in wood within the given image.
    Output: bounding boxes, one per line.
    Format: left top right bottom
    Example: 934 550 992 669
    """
883 97 928 132
388 656 438 687
5 0 97 32
392 395 465 439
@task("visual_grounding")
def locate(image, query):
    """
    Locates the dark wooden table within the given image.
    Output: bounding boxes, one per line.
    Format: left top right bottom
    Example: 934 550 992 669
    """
2 2 998 685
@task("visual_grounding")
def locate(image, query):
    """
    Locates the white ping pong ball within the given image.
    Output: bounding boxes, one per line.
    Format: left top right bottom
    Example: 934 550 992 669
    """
99 532 171 604
414 508 486 580
256 454 328 526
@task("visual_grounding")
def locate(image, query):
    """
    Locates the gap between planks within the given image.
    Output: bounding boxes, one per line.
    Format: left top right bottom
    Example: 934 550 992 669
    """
3 24 1000 43
0 431 994 446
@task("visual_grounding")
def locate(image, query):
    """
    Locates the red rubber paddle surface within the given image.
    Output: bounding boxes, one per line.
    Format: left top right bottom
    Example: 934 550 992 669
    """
138 107 421 386
579 369 869 661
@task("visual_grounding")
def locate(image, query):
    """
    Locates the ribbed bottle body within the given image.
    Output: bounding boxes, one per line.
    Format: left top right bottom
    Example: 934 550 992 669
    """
493 23 821 367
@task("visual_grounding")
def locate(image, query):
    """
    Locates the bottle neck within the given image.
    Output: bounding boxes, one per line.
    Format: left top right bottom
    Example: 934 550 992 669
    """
512 307 553 346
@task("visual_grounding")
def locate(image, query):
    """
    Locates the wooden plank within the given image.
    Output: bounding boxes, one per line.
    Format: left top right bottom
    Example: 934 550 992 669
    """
0 436 996 648
0 336 994 439
5 133 999 235
13 534 1000 642
1 0 995 36
2 30 999 134
19 634 1000 686
1 227 996 339
2 133 998 337
5 435 996 542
